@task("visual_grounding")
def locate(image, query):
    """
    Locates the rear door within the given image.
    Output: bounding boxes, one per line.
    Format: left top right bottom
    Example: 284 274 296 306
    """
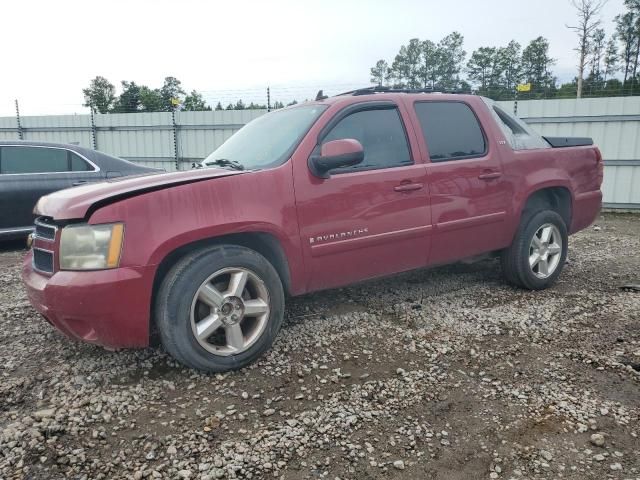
407 100 511 264
292 101 432 292
0 146 101 231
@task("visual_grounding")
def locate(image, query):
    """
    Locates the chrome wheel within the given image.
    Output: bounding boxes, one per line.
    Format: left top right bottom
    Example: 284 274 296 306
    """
529 223 562 279
190 267 270 356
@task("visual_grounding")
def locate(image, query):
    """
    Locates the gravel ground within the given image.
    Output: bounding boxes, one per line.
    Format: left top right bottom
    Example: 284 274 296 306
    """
1 213 639 480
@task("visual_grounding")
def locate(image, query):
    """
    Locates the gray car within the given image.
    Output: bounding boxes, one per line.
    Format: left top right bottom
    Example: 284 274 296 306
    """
0 141 161 240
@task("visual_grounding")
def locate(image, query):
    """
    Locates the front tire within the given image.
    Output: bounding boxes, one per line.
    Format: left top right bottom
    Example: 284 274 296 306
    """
155 245 285 372
501 210 568 290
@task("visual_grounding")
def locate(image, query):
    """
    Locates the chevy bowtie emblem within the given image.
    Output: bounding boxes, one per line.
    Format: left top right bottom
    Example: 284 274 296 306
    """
309 227 369 244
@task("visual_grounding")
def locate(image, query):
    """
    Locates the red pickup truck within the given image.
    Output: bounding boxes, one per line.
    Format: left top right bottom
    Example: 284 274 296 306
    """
22 88 603 372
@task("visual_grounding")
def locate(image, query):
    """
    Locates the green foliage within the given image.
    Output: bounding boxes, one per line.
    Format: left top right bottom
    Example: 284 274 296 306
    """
383 33 467 90
139 86 164 112
82 76 116 113
521 37 556 95
370 59 389 86
159 76 186 111
183 90 211 111
112 81 142 113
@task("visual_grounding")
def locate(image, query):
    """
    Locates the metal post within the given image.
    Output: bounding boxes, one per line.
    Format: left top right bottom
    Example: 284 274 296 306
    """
172 109 179 171
513 89 518 116
90 108 98 150
267 86 271 112
15 99 24 140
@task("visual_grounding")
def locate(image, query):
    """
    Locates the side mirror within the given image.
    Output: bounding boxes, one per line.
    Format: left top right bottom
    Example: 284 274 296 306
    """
309 139 364 179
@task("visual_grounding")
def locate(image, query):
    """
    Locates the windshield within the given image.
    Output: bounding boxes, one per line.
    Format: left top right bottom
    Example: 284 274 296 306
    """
203 104 327 170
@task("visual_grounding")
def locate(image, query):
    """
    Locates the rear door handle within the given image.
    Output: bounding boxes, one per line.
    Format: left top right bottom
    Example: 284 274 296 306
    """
478 171 502 180
72 180 88 186
394 182 424 192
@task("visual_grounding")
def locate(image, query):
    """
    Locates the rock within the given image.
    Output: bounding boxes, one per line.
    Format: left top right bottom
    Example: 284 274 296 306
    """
593 454 605 462
177 470 192 479
393 460 405 470
33 408 55 419
263 408 276 417
167 445 177 455
610 463 622 471
590 433 605 447
540 450 553 462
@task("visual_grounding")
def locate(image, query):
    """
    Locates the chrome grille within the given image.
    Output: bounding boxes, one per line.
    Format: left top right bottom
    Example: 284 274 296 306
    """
33 248 54 273
34 218 57 241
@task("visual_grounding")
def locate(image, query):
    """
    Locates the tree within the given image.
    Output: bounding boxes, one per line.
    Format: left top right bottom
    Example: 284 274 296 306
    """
615 11 637 84
139 86 164 112
522 37 556 95
160 76 186 111
418 39 439 88
624 0 640 83
603 36 619 83
436 32 466 89
567 0 606 98
182 90 211 111
370 59 389 86
234 99 245 110
499 40 523 92
467 47 497 91
589 28 607 80
272 100 285 109
112 81 142 113
215 102 224 111
82 76 115 113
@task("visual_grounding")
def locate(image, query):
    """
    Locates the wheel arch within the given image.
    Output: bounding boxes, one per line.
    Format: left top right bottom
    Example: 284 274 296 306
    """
149 231 293 344
518 185 573 230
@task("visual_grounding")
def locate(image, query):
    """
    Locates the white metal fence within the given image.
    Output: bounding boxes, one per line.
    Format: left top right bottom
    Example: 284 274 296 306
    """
496 97 640 209
0 98 638 208
0 110 265 171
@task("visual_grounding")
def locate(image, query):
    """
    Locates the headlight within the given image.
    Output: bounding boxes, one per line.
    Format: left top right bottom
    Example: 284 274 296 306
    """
59 223 124 270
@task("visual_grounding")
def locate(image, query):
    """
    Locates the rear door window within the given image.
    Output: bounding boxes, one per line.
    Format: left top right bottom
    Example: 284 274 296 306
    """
414 102 486 162
0 146 69 174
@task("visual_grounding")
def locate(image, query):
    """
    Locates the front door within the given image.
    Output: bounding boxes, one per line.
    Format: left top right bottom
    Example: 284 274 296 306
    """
292 102 432 292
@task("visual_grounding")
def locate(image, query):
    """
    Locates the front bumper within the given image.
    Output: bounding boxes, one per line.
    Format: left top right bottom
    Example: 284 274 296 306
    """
22 251 154 349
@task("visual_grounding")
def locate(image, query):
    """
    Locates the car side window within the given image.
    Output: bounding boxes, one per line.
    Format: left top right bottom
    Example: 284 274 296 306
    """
70 152 92 171
322 107 412 172
414 102 486 162
0 146 69 174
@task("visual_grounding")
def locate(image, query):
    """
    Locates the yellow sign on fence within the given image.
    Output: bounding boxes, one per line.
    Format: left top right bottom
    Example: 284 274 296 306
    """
516 83 532 92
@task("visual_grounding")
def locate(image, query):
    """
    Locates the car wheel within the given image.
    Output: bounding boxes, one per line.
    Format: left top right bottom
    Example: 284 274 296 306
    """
155 245 285 372
501 210 568 290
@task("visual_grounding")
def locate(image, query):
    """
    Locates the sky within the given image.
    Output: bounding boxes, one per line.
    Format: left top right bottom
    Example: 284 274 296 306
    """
0 0 627 116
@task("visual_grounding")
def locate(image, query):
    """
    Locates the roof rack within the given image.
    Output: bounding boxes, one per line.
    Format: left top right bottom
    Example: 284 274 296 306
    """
336 85 470 96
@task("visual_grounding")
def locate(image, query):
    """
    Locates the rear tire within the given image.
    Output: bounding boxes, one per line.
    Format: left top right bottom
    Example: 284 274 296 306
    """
501 210 568 290
155 245 285 372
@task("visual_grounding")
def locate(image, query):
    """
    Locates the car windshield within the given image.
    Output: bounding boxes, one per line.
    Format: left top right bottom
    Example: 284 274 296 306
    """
203 104 327 170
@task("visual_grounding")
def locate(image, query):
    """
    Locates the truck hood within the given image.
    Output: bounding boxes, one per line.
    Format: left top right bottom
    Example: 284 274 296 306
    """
35 168 246 220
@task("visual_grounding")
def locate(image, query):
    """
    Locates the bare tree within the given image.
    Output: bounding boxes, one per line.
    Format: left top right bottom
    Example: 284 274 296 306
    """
567 0 607 98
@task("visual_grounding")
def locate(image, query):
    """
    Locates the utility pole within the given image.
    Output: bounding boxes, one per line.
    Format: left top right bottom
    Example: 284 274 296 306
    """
15 99 24 140
267 86 271 112
90 108 98 150
171 109 179 171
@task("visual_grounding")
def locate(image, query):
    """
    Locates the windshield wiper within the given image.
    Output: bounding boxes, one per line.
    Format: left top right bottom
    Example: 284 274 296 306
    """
206 158 245 171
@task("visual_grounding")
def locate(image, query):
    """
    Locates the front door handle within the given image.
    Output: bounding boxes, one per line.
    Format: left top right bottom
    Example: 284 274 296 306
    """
394 182 424 193
72 180 88 186
478 171 502 180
